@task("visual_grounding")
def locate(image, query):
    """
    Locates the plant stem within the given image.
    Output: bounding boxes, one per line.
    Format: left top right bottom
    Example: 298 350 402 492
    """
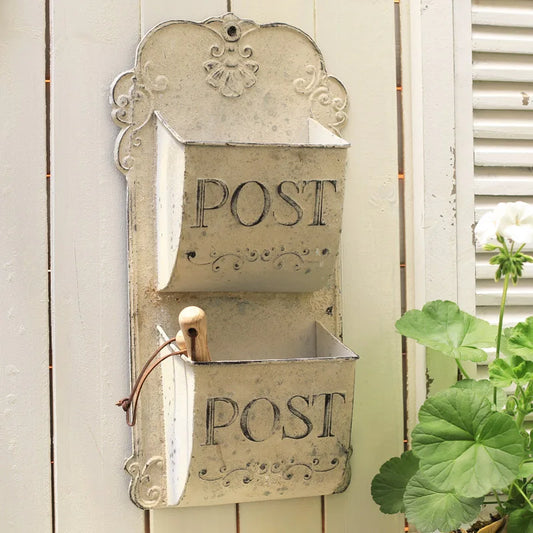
495 272 511 361
492 489 504 509
516 410 526 431
455 359 471 380
516 382 533 430
513 482 533 511
493 271 511 405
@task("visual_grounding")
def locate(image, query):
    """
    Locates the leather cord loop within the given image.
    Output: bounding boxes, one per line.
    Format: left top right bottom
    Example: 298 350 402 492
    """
116 338 187 426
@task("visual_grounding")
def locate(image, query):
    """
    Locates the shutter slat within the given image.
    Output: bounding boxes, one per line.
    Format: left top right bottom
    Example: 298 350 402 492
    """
473 52 533 82
474 81 533 110
473 25 533 54
473 0 533 28
477 305 533 326
475 139 533 166
475 167 533 195
475 194 533 212
474 110 533 139
477 279 533 305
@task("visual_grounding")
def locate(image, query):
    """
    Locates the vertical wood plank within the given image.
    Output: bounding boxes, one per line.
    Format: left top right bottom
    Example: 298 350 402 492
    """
315 1 405 531
51 1 143 532
152 505 236 533
141 2 226 34
417 0 459 394
400 0 430 427
231 0 315 33
1 2 51 531
454 2 476 315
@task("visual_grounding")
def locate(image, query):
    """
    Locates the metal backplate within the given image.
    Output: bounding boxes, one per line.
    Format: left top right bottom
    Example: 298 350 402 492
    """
111 13 351 509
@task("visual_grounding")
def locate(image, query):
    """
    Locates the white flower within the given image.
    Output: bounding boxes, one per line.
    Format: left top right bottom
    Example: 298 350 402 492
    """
495 201 533 246
475 201 533 247
475 210 497 245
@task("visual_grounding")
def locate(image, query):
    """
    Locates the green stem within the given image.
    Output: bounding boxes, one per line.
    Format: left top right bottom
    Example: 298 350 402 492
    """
517 382 533 430
516 410 526 431
455 359 471 380
495 272 511 361
492 488 504 509
513 482 533 511
493 270 511 405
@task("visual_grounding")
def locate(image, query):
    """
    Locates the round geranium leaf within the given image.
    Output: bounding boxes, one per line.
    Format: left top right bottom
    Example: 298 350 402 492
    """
508 508 533 533
371 451 419 514
404 471 483 533
395 300 495 362
412 388 525 497
453 379 506 410
490 356 533 388
506 318 533 362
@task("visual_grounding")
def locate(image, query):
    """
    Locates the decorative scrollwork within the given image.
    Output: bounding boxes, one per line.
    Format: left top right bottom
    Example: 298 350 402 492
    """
186 247 327 273
111 62 169 173
203 14 258 98
293 65 348 135
125 455 164 509
199 457 340 487
204 43 258 98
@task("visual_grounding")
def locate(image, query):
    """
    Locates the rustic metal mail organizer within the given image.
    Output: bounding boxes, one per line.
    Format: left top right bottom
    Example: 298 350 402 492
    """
111 12 357 509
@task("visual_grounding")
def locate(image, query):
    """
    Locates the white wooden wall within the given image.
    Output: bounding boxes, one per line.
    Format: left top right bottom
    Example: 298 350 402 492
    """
2 1 403 532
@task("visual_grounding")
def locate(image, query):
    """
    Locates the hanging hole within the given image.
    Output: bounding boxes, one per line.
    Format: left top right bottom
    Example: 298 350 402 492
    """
188 327 198 338
227 25 237 37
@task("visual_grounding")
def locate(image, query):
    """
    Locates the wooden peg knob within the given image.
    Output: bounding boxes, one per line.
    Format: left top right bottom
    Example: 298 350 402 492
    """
178 306 211 362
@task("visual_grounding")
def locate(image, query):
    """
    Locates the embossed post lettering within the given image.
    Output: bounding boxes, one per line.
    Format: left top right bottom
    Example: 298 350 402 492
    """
282 394 313 440
313 392 346 438
205 397 239 445
230 181 271 227
240 397 281 442
193 178 229 228
205 392 345 444
192 178 338 228
304 180 337 226
274 181 304 226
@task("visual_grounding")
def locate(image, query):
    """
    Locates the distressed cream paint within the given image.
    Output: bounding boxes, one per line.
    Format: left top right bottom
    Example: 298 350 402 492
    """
111 13 358 510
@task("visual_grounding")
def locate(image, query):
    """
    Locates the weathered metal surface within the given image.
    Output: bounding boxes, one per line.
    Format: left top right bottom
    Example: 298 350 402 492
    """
161 323 357 507
110 12 353 510
155 117 348 292
113 13 349 292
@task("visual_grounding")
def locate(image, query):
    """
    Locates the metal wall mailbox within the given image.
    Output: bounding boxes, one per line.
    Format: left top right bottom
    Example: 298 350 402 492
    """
112 12 356 510
160 323 356 507
156 116 348 292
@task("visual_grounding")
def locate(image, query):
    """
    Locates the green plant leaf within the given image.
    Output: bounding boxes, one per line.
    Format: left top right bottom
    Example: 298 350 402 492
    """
453 379 507 410
396 300 496 362
490 356 533 388
412 388 526 497
403 471 483 533
508 508 533 533
506 318 533 362
518 461 533 479
371 451 419 514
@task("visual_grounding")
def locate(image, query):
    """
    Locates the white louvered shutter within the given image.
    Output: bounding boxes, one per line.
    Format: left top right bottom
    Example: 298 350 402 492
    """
471 0 533 377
